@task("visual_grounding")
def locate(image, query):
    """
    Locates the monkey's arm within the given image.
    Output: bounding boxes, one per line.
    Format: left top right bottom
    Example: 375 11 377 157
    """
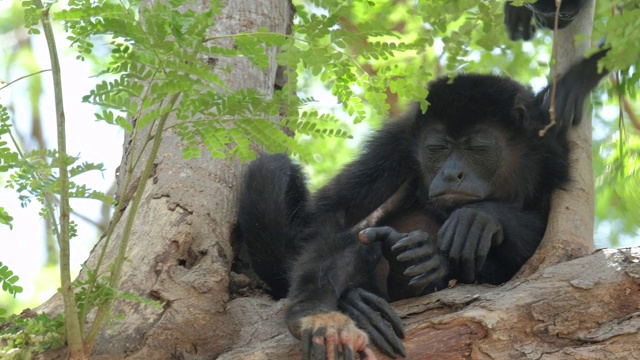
540 48 609 129
313 116 418 227
504 1 535 41
285 233 382 359
438 202 546 284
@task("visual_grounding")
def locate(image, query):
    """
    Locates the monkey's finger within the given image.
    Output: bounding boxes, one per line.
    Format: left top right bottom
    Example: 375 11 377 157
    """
568 89 584 127
395 244 434 262
437 216 457 252
359 309 404 357
449 214 472 265
405 256 441 277
343 345 355 360
554 86 575 128
302 329 312 360
408 266 447 288
341 295 405 357
391 231 430 252
370 328 403 359
359 227 404 246
340 288 405 357
359 347 378 360
310 332 327 360
302 328 327 360
460 219 485 282
355 288 405 339
491 224 504 246
323 326 340 360
474 227 495 273
339 326 370 360
361 321 397 358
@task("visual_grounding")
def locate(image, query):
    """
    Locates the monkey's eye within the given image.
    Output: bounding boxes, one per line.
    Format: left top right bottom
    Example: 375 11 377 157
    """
467 133 497 148
423 133 448 152
468 145 493 152
425 144 448 152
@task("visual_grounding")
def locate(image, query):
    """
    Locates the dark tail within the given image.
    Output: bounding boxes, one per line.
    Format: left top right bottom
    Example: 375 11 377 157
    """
236 154 311 298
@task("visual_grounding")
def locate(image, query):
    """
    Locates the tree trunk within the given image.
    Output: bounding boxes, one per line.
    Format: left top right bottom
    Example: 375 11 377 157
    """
35 0 294 358
521 0 596 276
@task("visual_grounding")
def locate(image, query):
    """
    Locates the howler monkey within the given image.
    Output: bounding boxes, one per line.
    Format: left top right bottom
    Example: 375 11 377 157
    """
504 0 589 41
236 53 607 359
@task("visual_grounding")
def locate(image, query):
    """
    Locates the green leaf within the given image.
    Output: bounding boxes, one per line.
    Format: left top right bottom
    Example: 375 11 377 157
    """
0 207 13 230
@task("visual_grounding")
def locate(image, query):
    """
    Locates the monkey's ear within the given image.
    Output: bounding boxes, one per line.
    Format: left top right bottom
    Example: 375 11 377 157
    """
512 94 530 128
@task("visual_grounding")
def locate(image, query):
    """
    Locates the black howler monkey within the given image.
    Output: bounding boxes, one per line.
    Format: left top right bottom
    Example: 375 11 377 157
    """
504 0 590 41
504 0 611 128
236 53 607 359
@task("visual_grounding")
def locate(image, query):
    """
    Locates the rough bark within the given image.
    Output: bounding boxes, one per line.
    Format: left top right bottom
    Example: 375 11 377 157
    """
219 248 640 360
34 0 294 358
521 0 596 276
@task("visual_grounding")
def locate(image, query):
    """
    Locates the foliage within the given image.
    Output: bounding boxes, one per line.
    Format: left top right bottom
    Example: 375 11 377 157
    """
0 261 23 298
52 0 557 164
73 263 162 326
0 258 22 331
0 313 66 358
5 149 112 210
594 116 640 245
292 0 542 187
595 1 640 72
591 0 640 241
0 104 18 229
0 266 60 318
55 0 346 162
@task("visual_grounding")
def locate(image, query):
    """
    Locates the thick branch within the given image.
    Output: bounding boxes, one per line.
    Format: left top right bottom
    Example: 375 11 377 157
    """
521 0 596 276
221 247 640 359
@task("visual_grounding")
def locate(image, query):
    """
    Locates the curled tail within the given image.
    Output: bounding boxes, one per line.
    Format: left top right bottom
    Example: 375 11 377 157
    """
236 154 311 298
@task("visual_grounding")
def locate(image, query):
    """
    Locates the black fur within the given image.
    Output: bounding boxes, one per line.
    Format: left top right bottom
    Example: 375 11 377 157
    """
235 53 606 358
504 0 589 41
236 154 312 298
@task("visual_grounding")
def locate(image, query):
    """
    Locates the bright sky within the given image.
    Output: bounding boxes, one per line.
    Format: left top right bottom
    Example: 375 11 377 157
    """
0 15 123 307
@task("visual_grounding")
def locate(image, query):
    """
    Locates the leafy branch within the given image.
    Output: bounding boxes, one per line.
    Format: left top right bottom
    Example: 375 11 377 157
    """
29 0 85 356
0 69 52 91
0 261 23 298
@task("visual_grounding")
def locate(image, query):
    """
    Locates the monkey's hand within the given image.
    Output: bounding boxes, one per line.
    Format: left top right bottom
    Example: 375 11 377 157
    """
290 311 376 360
542 48 609 128
438 207 504 283
338 287 405 359
504 1 535 41
360 226 447 289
